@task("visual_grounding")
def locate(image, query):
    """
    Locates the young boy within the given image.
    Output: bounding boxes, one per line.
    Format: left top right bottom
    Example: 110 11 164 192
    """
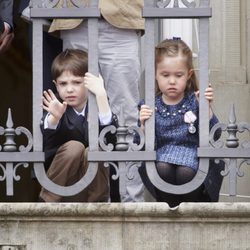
48 0 145 202
22 0 145 202
39 48 117 202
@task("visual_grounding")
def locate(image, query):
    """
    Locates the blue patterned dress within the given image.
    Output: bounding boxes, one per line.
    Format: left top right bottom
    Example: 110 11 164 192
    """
155 92 218 171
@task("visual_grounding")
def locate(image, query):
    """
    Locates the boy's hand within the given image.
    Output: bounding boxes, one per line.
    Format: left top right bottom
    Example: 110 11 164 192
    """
84 72 106 97
42 89 67 125
140 105 153 126
84 72 111 115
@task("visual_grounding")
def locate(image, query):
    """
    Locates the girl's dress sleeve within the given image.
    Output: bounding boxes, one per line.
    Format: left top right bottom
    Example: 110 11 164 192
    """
209 113 221 141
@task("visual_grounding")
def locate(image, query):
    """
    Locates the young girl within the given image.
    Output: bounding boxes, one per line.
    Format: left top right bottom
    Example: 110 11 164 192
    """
140 38 222 207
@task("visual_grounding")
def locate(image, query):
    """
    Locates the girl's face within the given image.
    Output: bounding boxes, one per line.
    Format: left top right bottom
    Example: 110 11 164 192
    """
156 55 193 105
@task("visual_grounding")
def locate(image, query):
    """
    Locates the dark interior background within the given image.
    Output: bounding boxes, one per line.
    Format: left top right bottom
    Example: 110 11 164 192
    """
0 0 39 201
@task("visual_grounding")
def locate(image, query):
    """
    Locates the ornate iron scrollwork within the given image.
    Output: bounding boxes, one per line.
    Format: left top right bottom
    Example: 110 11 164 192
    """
104 162 119 180
156 0 196 8
0 164 6 181
31 0 89 8
0 163 29 196
238 123 250 149
99 125 117 152
210 104 250 150
0 108 98 197
30 0 52 8
98 122 145 195
99 124 144 152
1 109 32 153
156 0 172 8
0 109 34 195
209 104 250 196
71 0 90 7
33 162 98 196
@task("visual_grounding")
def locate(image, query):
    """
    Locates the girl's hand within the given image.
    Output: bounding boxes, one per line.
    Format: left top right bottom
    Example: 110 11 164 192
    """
84 72 106 97
195 83 213 103
205 84 214 118
195 84 214 118
140 105 153 126
204 83 214 102
42 89 67 125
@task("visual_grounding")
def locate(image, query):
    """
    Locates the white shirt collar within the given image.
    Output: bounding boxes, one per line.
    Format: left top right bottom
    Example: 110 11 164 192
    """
73 105 86 116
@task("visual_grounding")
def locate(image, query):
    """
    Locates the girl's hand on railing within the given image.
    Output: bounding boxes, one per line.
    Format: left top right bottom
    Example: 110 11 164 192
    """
140 105 153 127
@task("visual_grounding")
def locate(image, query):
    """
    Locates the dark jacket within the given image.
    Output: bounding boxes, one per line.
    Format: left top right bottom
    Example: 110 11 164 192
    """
41 105 118 170
18 0 29 13
0 0 13 28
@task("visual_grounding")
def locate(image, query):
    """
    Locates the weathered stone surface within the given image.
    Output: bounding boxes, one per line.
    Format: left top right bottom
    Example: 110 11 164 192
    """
0 203 250 249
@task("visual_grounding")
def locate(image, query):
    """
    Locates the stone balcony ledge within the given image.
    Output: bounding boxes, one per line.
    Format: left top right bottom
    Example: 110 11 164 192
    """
1 203 250 250
0 202 249 221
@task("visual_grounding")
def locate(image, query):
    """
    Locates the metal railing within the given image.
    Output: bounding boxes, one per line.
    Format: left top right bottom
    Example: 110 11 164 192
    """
0 0 249 198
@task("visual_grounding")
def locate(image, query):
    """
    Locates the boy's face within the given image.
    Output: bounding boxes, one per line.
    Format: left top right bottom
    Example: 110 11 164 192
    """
54 70 88 112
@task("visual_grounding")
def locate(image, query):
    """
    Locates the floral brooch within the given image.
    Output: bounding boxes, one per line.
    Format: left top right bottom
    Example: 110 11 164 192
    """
184 111 197 134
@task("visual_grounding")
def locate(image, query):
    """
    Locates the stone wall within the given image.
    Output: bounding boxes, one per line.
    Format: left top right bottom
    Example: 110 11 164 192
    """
0 203 250 250
209 0 250 201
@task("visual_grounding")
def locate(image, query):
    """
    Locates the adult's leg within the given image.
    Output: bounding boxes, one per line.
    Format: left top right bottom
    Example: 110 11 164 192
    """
60 22 88 51
120 162 144 202
61 21 144 202
97 20 140 127
61 20 141 126
97 21 143 202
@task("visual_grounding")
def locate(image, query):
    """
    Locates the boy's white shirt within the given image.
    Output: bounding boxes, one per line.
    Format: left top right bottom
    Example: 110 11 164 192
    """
44 106 112 130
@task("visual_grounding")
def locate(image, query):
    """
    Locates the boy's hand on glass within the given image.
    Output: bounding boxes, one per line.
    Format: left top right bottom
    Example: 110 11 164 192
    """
139 105 153 126
84 72 106 97
42 89 67 125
